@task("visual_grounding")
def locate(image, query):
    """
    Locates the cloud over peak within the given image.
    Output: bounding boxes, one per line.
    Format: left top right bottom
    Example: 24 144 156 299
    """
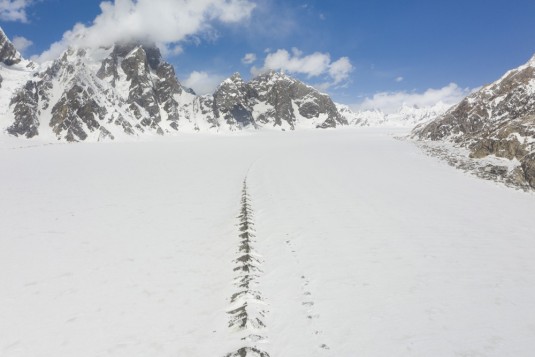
251 48 354 88
36 0 256 62
12 35 32 54
353 83 471 114
182 70 225 95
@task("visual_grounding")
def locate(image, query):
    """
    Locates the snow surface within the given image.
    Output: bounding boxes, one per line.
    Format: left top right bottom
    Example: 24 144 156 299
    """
1 128 535 356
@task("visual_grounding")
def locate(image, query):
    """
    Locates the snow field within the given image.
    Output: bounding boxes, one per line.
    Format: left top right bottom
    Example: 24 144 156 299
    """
1 128 535 356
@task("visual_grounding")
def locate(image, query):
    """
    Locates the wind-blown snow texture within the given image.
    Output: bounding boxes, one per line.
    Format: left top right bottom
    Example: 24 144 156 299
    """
1 129 535 356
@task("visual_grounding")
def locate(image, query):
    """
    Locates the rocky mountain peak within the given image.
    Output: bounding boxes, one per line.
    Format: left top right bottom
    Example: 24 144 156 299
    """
229 72 243 82
0 27 22 66
2 29 350 141
254 69 293 84
525 53 535 67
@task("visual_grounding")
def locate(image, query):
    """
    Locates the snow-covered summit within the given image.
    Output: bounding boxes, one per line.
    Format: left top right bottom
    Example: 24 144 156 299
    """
0 27 39 131
1 28 347 141
338 102 451 128
0 27 22 66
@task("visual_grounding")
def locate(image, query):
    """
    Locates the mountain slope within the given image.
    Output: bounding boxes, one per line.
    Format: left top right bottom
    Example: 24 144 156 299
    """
0 28 36 131
2 28 347 141
0 28 21 66
213 71 346 130
413 55 535 189
6 44 207 140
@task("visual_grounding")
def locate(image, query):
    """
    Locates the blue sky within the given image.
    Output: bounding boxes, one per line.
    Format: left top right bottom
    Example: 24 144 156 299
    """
2 0 535 110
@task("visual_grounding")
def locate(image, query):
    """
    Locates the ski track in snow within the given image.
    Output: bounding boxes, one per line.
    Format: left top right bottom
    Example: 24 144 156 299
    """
2 128 535 356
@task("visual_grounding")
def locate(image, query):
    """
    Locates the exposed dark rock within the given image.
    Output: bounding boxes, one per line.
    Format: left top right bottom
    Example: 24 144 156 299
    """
154 62 183 126
413 56 535 190
7 81 40 138
0 27 22 66
3 36 349 140
415 63 535 142
50 83 107 142
214 70 346 129
521 152 535 188
213 73 255 128
96 54 119 87
225 347 270 357
121 46 162 128
112 114 136 136
98 126 115 141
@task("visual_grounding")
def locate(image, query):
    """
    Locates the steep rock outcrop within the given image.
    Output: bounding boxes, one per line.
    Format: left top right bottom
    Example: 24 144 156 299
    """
249 71 345 129
6 81 39 138
213 71 346 130
213 73 256 128
413 55 535 189
0 27 21 66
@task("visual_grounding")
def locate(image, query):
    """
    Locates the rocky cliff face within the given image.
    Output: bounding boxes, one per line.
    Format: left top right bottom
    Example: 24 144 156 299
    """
212 71 346 130
0 27 36 131
413 55 535 189
0 28 21 66
8 47 132 140
213 73 256 129
6 43 211 140
249 71 346 129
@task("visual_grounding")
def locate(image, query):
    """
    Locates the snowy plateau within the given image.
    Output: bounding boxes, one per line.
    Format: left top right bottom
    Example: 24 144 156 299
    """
2 130 535 357
2 26 535 357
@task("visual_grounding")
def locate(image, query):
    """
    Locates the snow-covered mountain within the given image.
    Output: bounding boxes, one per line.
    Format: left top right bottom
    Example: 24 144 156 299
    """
0 29 37 131
338 102 451 127
0 27 22 66
413 55 535 189
0 28 346 141
215 71 346 130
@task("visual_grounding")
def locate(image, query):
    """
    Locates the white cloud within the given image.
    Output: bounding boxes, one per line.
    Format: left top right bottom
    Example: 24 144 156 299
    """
241 53 256 64
329 57 353 84
353 83 470 114
252 48 354 87
395 76 404 82
11 35 32 53
36 0 256 62
159 43 184 57
183 70 225 95
0 0 32 23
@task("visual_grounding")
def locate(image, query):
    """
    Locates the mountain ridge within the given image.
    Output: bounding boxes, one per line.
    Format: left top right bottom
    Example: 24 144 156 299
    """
0 28 22 66
338 102 451 128
413 54 535 189
0 28 348 141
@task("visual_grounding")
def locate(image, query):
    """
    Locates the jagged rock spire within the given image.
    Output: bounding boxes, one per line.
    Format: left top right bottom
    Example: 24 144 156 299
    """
0 27 22 66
